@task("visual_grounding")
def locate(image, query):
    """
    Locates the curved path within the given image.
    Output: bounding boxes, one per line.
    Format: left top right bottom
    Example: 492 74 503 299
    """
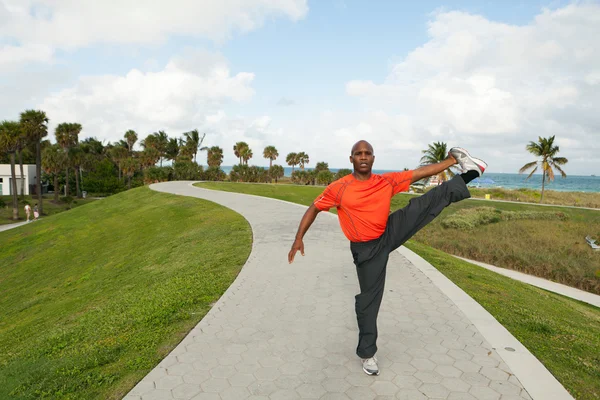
125 181 572 400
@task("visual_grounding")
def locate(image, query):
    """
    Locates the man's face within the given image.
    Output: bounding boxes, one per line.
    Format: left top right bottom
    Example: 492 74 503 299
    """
350 141 375 173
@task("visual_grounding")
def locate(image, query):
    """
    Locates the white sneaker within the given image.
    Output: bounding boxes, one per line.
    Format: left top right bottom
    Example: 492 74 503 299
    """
361 356 379 376
449 147 488 176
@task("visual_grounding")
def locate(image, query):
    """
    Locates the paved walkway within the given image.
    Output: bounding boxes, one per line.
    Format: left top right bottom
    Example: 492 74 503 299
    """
124 181 573 400
121 182 566 399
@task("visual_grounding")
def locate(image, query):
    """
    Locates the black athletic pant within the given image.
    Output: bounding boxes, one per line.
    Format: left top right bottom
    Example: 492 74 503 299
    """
349 176 471 359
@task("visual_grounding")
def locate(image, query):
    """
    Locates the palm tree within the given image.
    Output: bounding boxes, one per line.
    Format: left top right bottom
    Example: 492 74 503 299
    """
16 126 27 200
207 146 224 167
263 145 279 168
519 135 568 203
140 147 160 169
124 130 138 154
420 141 457 184
0 120 22 220
286 152 298 173
297 152 309 170
165 137 179 163
42 144 67 202
269 164 284 183
183 129 206 163
233 142 249 165
55 122 82 197
121 157 138 189
109 146 129 179
241 147 253 165
155 130 169 167
20 110 48 214
70 147 84 197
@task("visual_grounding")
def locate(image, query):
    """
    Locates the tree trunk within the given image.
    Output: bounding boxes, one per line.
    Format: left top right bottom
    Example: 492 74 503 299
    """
65 167 70 197
75 167 80 198
118 163 122 180
541 172 546 203
10 153 19 220
54 174 59 202
36 141 43 214
128 175 132 189
18 150 25 200
269 159 273 169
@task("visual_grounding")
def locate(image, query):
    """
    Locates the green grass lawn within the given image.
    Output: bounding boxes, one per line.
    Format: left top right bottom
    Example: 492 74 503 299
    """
0 187 251 399
0 195 98 225
194 181 600 399
195 181 600 295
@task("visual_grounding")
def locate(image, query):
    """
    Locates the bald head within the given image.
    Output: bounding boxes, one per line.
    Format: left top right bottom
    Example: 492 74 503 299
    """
351 140 374 155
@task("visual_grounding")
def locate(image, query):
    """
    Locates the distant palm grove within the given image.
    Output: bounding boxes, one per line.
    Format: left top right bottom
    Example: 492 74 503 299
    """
1 109 568 220
0 109 355 220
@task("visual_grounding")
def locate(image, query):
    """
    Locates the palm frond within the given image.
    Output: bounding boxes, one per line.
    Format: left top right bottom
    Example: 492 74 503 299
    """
525 166 538 180
552 157 568 165
518 161 537 174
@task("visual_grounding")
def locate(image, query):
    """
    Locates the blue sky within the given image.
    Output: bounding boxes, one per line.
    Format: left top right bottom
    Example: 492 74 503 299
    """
1 0 598 175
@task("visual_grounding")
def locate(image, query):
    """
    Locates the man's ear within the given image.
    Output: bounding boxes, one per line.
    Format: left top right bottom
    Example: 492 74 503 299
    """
349 156 353 164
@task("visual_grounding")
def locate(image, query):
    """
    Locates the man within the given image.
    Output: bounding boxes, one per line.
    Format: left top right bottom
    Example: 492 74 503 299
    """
287 141 486 376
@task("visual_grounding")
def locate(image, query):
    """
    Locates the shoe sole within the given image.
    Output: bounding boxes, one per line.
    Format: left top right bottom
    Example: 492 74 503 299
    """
450 147 487 173
362 367 380 376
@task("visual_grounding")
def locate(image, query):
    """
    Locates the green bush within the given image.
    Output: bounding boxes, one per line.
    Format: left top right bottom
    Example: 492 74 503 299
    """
173 161 203 180
317 170 334 185
0 199 5 208
203 166 226 181
229 165 268 183
335 168 352 180
144 166 172 183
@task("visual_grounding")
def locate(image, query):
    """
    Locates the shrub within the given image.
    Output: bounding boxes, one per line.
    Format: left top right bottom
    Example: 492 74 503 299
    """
335 168 352 180
269 165 284 183
291 170 313 185
0 199 5 208
317 170 334 185
230 165 269 183
203 166 226 181
144 166 172 184
173 161 203 180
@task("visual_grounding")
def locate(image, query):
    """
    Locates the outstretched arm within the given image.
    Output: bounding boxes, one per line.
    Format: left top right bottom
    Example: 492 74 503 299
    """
288 204 321 263
411 153 457 184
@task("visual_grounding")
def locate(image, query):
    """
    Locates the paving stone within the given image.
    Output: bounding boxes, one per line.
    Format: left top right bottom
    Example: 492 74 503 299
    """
420 383 450 398
171 383 201 399
441 377 471 392
273 375 303 390
269 389 300 399
414 370 443 384
468 385 501 400
395 388 428 399
345 385 376 400
141 390 173 400
295 382 326 398
155 375 183 390
229 372 256 387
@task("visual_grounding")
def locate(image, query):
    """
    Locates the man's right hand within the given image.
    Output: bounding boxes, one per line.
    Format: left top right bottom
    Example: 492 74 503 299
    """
288 239 305 264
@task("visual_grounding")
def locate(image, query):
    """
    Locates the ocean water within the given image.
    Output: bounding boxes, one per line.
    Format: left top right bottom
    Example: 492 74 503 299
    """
217 166 599 193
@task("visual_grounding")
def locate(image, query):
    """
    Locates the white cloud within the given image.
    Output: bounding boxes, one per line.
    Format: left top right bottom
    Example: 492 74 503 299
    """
0 43 53 70
39 50 255 145
342 3 600 174
0 0 308 49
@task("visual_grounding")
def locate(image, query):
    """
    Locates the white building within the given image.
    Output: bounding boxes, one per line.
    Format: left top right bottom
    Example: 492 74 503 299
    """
0 164 38 196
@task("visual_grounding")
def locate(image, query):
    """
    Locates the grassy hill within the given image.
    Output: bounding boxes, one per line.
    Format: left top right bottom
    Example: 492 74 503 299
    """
0 187 251 399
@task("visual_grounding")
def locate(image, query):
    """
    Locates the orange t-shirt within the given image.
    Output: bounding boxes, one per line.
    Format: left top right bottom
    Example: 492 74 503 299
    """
313 171 413 242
